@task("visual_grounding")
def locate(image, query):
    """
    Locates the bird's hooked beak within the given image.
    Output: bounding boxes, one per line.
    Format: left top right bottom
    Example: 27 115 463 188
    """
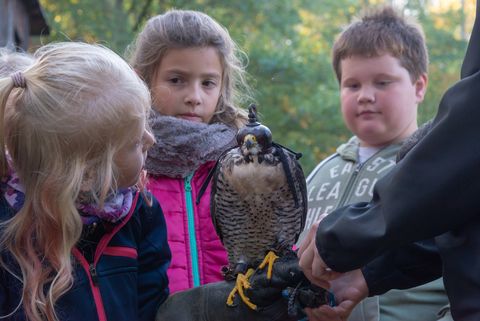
244 134 258 150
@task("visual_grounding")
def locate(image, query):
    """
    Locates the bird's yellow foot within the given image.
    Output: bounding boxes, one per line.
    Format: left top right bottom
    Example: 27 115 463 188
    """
258 251 279 279
226 268 257 310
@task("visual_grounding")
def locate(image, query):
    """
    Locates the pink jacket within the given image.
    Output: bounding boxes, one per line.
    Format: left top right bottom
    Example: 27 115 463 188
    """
147 161 228 293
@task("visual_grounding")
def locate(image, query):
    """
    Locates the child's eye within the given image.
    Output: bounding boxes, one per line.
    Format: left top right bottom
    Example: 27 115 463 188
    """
203 80 217 88
376 80 392 86
169 77 183 85
343 83 359 90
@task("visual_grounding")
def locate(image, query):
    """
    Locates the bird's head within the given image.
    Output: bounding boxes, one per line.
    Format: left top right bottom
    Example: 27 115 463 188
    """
242 134 259 155
236 104 272 158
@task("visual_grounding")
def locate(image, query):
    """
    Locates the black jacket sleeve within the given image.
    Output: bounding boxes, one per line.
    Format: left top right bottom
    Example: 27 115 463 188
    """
361 239 442 296
316 0 480 273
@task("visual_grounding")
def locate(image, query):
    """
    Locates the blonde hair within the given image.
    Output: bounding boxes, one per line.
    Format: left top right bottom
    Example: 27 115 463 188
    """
0 48 34 77
0 42 151 321
332 6 428 83
127 9 249 129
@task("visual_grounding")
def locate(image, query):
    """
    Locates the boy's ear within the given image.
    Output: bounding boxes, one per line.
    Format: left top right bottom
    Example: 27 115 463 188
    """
415 73 428 103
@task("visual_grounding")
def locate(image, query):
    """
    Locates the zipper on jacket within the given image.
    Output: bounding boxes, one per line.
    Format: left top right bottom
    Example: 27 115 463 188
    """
89 263 99 286
72 248 108 321
337 163 362 208
336 147 389 207
185 173 200 287
71 192 139 321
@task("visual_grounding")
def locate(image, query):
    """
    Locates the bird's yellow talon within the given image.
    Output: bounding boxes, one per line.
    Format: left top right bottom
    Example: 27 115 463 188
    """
258 251 279 279
226 268 257 310
226 291 236 306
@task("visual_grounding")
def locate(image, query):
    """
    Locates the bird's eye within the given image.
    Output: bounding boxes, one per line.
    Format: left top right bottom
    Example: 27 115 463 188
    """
244 134 257 144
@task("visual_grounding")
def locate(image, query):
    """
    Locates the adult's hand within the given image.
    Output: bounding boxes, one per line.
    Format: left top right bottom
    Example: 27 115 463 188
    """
303 269 369 321
297 219 341 288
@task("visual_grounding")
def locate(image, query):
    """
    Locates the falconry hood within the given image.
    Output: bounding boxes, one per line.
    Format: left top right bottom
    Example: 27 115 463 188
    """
236 104 272 156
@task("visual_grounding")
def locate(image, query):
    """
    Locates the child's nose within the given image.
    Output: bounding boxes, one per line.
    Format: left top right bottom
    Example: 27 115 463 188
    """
185 83 202 106
143 131 155 151
357 86 375 104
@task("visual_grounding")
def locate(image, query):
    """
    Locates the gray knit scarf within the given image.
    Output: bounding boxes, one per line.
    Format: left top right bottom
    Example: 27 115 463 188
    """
146 112 237 178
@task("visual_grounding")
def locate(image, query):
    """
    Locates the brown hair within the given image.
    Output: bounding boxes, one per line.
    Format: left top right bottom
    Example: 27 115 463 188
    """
127 9 250 129
332 6 428 83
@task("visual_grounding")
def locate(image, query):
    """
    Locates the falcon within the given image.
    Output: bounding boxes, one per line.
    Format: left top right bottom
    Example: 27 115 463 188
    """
209 104 307 309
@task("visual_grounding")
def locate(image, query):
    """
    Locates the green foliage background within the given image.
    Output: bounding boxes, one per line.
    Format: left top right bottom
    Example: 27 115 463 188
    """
38 0 472 173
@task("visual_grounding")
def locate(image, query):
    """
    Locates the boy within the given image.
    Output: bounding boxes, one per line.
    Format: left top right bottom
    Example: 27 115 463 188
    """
297 6 448 321
299 1 480 320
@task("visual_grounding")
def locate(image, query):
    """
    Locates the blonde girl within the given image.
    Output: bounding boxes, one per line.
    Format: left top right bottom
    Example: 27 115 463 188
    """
0 42 171 321
128 9 250 293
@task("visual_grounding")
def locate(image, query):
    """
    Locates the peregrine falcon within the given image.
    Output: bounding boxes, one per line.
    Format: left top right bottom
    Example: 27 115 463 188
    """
209 104 307 309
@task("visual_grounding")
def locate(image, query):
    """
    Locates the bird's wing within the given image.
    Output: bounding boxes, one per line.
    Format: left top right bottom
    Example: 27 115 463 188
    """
210 147 243 244
278 145 308 243
290 151 308 240
210 153 226 244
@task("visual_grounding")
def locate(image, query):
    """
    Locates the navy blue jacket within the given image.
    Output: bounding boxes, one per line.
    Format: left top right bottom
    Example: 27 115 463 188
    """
0 191 171 321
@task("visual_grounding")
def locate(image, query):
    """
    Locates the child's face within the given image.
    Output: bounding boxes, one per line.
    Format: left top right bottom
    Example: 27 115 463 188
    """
339 54 427 147
151 46 222 123
114 119 154 188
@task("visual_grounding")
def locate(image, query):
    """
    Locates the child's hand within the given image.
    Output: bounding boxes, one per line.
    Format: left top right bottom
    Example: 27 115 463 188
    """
298 221 342 288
